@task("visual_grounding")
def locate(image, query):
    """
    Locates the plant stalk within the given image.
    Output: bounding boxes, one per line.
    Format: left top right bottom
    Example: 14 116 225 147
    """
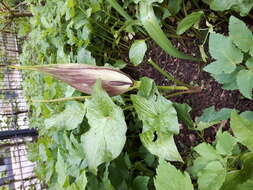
32 96 90 103
148 59 192 88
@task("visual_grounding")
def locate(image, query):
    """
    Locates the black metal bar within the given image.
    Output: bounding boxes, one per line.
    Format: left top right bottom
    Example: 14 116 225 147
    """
0 129 38 140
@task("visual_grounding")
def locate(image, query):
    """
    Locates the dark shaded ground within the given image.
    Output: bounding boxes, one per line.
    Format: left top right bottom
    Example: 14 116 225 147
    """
124 35 253 158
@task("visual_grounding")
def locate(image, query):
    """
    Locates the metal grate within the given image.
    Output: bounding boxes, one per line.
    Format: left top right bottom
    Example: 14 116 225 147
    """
0 28 40 189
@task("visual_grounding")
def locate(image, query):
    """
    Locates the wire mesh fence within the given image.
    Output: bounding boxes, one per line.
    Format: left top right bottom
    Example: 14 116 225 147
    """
0 27 41 189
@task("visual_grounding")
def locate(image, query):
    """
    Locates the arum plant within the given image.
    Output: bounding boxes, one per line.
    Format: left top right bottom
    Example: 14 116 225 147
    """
107 0 200 61
138 0 200 61
9 63 197 102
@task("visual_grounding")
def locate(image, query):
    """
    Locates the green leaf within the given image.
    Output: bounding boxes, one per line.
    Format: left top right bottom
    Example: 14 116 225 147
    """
240 111 253 122
215 130 237 156
129 40 147 66
230 111 253 151
131 79 182 161
229 16 253 56
131 95 179 134
236 69 253 99
197 160 226 190
139 1 199 61
140 131 182 162
246 57 253 70
196 106 232 130
212 67 242 90
176 11 203 35
137 77 157 99
221 152 253 190
204 33 243 74
77 48 96 65
132 176 149 190
81 80 127 173
209 0 253 17
194 143 221 160
44 101 85 130
238 179 253 190
56 151 67 187
155 159 194 190
167 0 183 15
173 103 194 129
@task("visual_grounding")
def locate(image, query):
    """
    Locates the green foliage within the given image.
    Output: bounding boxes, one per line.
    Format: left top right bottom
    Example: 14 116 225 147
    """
176 11 204 35
129 40 147 66
204 16 253 99
15 0 253 189
196 106 233 130
81 80 127 173
131 77 182 162
202 0 253 16
230 111 253 151
155 159 194 190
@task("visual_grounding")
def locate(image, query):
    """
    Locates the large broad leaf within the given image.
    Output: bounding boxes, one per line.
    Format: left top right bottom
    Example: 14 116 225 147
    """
204 33 243 75
197 160 226 190
155 159 194 190
229 16 253 56
129 40 147 66
131 95 179 134
215 130 237 156
176 11 203 35
81 80 127 173
212 66 242 90
230 111 253 151
44 101 85 130
208 0 253 16
190 143 226 190
131 77 182 162
236 69 253 99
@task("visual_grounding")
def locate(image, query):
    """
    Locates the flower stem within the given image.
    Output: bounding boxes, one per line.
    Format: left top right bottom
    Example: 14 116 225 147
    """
148 59 192 88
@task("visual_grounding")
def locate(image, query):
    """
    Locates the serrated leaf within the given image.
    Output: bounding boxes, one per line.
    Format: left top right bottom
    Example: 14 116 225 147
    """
176 11 203 35
194 143 221 160
197 160 226 190
215 130 237 156
196 106 232 130
204 33 243 74
129 40 147 66
198 106 232 123
229 16 253 56
236 69 253 99
212 67 242 90
155 160 194 190
81 80 127 173
230 111 253 151
44 101 85 130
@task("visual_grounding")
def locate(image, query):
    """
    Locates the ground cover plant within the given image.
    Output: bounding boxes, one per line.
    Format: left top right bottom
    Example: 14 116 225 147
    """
5 0 253 189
